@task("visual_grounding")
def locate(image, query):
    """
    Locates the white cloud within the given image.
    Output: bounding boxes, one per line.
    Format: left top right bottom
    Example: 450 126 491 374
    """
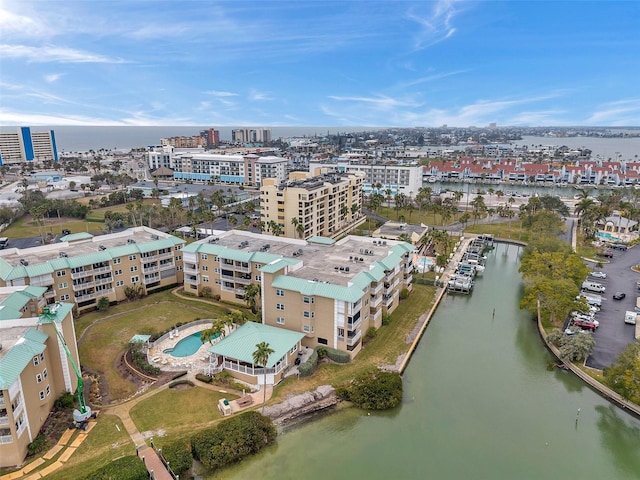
0 8 52 38
407 0 467 49
328 95 418 110
249 89 273 101
204 90 239 97
586 99 640 125
44 73 63 83
396 69 469 88
0 44 127 63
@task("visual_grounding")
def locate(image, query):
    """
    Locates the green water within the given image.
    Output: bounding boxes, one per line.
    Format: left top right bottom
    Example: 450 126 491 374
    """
209 243 640 480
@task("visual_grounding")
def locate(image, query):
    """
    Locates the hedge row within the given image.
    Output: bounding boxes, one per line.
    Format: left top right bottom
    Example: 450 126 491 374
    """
168 380 194 388
336 368 403 410
171 371 188 380
322 346 351 364
161 439 192 477
83 455 147 480
298 348 319 377
195 373 213 383
191 411 276 471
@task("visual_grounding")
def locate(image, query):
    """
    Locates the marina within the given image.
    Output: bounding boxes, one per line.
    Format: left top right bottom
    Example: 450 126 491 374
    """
446 234 493 294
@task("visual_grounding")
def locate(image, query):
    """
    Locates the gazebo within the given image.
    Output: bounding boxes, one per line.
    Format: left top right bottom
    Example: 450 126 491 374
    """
207 322 304 386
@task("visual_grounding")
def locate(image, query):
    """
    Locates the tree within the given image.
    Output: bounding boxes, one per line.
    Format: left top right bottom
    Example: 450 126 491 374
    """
96 297 110 311
244 283 261 313
252 342 275 413
603 341 640 404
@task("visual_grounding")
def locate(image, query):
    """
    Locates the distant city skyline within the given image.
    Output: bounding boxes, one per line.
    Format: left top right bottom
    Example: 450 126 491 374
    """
1 1 639 127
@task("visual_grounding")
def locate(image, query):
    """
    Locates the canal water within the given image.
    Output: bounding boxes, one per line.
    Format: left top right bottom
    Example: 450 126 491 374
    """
211 242 640 480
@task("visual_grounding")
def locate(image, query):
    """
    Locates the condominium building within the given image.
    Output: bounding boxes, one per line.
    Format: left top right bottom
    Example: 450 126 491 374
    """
0 290 79 468
308 160 423 196
232 128 271 144
145 146 288 186
260 171 366 239
182 230 414 357
0 227 185 313
0 127 58 165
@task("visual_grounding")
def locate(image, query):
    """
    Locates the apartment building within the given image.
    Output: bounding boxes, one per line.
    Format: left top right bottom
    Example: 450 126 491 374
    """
182 230 414 357
0 227 185 313
260 171 366 240
232 128 272 144
0 127 58 165
0 290 79 467
308 159 423 196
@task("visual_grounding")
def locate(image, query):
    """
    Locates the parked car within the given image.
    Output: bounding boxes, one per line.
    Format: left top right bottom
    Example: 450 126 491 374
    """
610 243 628 251
589 271 607 279
572 318 598 331
613 292 626 300
596 250 614 258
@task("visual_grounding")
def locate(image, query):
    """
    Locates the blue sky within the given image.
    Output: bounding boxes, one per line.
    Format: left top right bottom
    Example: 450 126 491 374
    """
1 1 638 127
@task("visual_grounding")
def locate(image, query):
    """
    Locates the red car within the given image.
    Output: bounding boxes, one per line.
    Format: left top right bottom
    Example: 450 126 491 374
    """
572 318 597 331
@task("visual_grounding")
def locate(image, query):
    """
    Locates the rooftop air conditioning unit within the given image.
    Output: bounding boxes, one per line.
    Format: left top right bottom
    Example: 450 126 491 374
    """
151 234 159 240
59 252 68 258
99 245 107 251
20 259 28 266
128 239 136 244
359 257 364 262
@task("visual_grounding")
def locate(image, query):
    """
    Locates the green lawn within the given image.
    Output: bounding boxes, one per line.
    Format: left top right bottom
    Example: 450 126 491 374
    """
77 290 239 401
130 387 237 439
45 414 132 480
464 219 529 242
375 205 464 227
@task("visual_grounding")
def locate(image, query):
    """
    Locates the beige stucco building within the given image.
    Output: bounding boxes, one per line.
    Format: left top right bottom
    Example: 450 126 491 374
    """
183 230 414 358
0 290 79 468
260 171 366 240
0 227 185 313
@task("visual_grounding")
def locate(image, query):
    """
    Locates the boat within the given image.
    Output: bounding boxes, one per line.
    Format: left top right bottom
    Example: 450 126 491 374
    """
428 176 437 183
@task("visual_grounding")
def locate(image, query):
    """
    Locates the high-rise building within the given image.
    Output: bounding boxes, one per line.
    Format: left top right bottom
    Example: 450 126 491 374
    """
260 171 366 239
0 127 58 165
232 128 271 144
199 128 220 148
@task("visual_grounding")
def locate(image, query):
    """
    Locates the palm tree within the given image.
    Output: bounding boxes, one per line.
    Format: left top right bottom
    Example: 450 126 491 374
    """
244 283 261 313
252 342 275 413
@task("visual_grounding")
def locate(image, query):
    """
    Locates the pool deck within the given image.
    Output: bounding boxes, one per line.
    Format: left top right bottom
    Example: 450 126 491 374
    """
147 322 225 372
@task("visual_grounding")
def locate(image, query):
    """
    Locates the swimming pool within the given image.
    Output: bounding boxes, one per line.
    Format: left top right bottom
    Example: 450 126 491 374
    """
164 331 208 357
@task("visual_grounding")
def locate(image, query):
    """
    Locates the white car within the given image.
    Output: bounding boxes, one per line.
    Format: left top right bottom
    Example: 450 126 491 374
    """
589 271 607 279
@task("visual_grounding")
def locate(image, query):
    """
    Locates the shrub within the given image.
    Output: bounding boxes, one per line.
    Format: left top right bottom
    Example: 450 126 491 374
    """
169 380 194 388
382 313 392 326
323 347 350 364
54 392 75 410
27 433 47 456
161 439 192 477
96 296 110 311
337 368 403 410
195 373 213 384
399 288 410 300
298 348 319 377
200 286 213 298
129 343 160 376
191 411 276 471
171 371 188 380
364 327 377 343
83 455 147 480
213 294 221 301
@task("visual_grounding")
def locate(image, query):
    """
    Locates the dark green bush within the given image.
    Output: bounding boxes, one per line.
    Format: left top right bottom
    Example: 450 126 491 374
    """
83 455 147 480
337 368 403 410
382 313 392 326
169 380 194 388
129 344 160 376
399 288 410 300
161 439 192 477
171 371 188 380
298 348 319 377
191 411 276 471
27 433 47 456
324 347 351 364
54 392 75 410
195 373 213 384
364 327 377 342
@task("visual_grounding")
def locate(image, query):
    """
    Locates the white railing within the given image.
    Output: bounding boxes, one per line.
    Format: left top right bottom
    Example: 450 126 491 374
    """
0 435 12 444
71 270 89 279
372 283 384 295
93 265 112 275
72 281 94 291
347 317 361 331
183 265 198 275
29 275 54 287
222 359 286 376
347 330 362 346
234 276 251 285
221 285 235 293
373 309 382 322
142 265 159 274
143 275 160 284
0 416 9 426
184 276 198 285
370 295 382 308
234 264 251 273
94 277 113 286
404 275 413 284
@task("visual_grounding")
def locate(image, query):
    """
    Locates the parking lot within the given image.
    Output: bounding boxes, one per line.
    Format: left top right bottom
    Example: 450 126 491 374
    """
577 246 640 370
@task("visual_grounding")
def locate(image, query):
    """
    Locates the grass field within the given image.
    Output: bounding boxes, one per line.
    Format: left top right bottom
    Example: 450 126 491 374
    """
463 219 529 242
129 387 237 440
77 290 237 401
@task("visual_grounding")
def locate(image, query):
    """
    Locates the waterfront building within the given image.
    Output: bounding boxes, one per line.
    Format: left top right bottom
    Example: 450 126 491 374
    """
0 127 58 165
260 171 366 240
0 291 78 468
0 227 185 314
182 230 414 357
308 159 423 196
199 128 220 148
232 128 271 144
596 212 639 243
160 135 206 148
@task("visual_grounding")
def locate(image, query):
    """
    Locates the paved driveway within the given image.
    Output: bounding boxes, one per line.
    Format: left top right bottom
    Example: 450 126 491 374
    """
583 246 640 370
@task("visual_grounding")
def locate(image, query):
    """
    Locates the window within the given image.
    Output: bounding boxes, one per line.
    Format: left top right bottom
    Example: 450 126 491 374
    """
276 316 285 324
36 373 42 383
175 255 182 261
302 325 315 333
202 265 208 271
201 254 208 260
203 276 209 282
33 356 40 366
116 280 124 287
215 279 221 284
39 391 45 400
317 337 328 345
128 255 136 261
56 271 66 277
43 368 48 379
130 266 138 272
60 294 70 301
276 303 285 311
131 276 139 283
276 289 284 297
115 269 122 276
58 282 68 289
255 275 262 281
113 258 121 264
303 311 315 318
40 353 44 361
214 268 220 274
303 296 314 304
46 385 50 396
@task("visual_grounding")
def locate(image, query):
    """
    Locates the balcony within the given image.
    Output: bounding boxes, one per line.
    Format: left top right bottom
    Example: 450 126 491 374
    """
71 270 91 280
370 295 382 308
235 287 246 296
0 435 12 445
346 330 362 346
371 283 384 295
404 274 413 284
405 263 413 273
30 275 54 287
44 289 56 299
93 265 112 275
72 281 94 291
94 276 113 286
372 309 382 322
221 274 235 282
183 264 199 275
234 276 252 285
0 416 8 426
156 251 174 261
347 316 361 331
184 275 199 285
234 263 251 273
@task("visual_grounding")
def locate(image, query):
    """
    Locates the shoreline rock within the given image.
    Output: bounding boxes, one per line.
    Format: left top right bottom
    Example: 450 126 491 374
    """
263 385 337 426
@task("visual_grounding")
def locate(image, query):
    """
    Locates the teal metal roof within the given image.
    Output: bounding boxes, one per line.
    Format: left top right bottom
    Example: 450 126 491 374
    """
208 322 304 368
25 263 54 277
391 242 414 254
37 302 74 325
260 258 299 274
67 251 113 268
378 252 403 271
60 232 93 242
307 236 335 245
129 334 151 343
271 275 364 303
183 242 283 265
0 286 47 320
0 328 48 389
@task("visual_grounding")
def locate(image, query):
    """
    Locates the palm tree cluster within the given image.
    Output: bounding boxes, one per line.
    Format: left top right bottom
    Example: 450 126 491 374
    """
574 189 640 241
